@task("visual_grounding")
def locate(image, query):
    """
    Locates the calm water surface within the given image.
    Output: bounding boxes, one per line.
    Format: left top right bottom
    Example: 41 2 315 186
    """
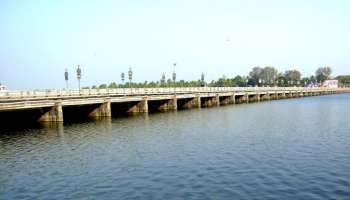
1 94 350 200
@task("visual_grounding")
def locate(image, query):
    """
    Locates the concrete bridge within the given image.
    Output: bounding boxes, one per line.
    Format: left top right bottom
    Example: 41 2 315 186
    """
0 87 349 123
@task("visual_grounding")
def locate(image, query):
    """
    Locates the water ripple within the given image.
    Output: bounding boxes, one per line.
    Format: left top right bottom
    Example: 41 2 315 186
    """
1 94 350 199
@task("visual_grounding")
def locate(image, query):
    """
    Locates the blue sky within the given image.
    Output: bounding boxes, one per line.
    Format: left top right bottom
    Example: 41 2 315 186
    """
1 0 349 89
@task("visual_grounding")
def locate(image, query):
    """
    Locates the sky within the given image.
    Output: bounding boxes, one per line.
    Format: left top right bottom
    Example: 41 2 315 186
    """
0 0 350 90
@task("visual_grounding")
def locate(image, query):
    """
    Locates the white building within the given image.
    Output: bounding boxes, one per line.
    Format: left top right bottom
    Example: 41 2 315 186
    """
322 80 338 88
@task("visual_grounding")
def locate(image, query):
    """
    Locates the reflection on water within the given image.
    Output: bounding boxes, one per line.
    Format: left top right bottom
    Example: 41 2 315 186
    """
1 94 350 200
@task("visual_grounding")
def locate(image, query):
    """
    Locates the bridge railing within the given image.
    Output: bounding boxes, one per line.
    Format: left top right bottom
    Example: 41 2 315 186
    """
0 87 346 99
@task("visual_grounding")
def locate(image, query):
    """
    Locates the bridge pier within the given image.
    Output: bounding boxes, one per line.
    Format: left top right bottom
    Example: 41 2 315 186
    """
88 99 111 118
164 96 177 111
219 95 234 105
150 97 177 112
38 102 63 122
178 96 201 109
248 94 259 102
201 95 220 107
286 92 293 98
267 92 274 100
127 98 148 113
260 93 269 101
245 94 249 103
234 94 247 104
283 92 287 98
277 93 283 99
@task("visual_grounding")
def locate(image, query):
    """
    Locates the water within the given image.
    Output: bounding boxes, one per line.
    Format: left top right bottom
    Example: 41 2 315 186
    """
1 94 350 200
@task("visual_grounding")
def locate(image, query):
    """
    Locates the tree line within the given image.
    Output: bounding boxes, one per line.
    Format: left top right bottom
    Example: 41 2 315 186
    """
82 66 349 89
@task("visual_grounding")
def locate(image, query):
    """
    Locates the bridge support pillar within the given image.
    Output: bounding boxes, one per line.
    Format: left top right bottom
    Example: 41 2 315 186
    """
195 96 201 108
277 93 283 99
180 96 201 109
260 94 267 101
88 99 111 118
158 96 177 111
282 92 286 98
128 97 148 113
215 94 220 106
266 92 271 100
235 95 246 104
38 102 63 122
220 95 235 105
170 96 178 110
250 94 259 102
270 92 277 100
201 95 220 107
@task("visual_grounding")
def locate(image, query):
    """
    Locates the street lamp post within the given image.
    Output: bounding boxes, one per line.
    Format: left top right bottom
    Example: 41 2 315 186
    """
121 72 125 85
201 72 205 87
128 67 132 93
76 65 82 92
172 70 176 94
128 67 133 89
172 63 177 94
64 69 69 90
121 72 125 94
161 73 166 87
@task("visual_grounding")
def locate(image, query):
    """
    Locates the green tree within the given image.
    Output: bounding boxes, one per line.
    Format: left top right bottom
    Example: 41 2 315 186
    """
249 66 263 86
99 84 107 89
261 66 278 86
336 75 350 87
276 75 287 87
315 67 332 83
233 75 246 87
284 70 302 86
301 77 310 87
108 82 118 88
